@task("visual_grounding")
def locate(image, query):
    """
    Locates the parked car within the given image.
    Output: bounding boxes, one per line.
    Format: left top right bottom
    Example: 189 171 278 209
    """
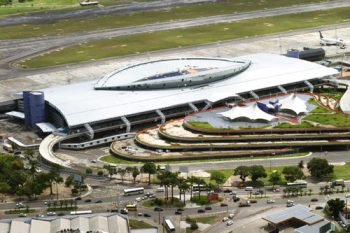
315 206 323 210
205 206 212 210
220 203 228 207
154 207 163 212
197 209 205 213
47 212 56 216
222 217 229 222
228 213 235 219
311 198 318 202
267 199 275 204
227 220 234 226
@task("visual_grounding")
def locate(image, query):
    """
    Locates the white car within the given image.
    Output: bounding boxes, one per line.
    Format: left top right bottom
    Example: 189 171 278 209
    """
228 213 235 219
267 199 275 204
226 220 233 226
222 217 229 222
137 212 143 216
18 213 27 217
135 197 142 202
47 212 56 216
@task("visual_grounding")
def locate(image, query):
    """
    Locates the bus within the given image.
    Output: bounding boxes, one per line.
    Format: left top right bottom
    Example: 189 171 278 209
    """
192 184 209 192
123 187 144 196
125 204 137 211
70 210 92 215
164 219 175 232
287 181 307 189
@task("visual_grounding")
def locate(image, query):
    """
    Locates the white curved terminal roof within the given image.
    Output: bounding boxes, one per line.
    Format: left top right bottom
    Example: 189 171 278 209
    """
220 103 277 122
42 53 338 127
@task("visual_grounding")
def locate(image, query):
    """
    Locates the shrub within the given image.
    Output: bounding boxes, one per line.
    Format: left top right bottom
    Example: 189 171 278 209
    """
85 168 92 174
97 170 104 176
190 222 198 230
191 195 209 205
71 188 78 194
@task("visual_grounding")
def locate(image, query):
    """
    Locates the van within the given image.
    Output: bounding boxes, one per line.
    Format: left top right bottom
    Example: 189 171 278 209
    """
244 186 253 191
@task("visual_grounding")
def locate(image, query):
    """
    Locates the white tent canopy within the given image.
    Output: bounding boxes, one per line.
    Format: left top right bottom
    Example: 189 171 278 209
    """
279 94 309 115
219 103 277 122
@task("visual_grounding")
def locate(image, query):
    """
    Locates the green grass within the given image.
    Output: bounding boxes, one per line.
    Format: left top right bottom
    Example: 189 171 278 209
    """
187 121 215 130
333 162 350 180
0 0 140 17
4 209 36 214
314 89 345 101
19 6 350 68
304 112 350 127
191 215 218 224
129 219 153 229
101 152 308 165
100 155 142 164
0 0 327 38
274 121 315 128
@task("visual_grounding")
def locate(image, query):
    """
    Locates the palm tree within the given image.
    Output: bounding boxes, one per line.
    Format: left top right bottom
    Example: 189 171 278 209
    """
196 178 206 198
131 167 140 184
169 172 179 203
308 189 312 196
157 171 171 201
118 168 127 184
187 176 197 200
320 186 324 195
178 178 190 205
28 159 39 177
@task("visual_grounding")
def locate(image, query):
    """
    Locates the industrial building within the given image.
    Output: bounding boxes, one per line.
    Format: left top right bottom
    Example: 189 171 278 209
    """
6 53 338 138
0 213 130 233
263 205 334 233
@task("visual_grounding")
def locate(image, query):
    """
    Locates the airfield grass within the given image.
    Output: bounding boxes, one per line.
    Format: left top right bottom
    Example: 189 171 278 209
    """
0 0 142 17
20 6 350 68
0 0 327 39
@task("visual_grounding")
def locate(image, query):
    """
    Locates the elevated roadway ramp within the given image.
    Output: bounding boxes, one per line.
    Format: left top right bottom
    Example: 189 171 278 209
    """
39 134 73 168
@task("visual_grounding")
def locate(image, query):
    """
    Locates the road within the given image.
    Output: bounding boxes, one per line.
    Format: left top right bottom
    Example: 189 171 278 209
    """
1 0 350 79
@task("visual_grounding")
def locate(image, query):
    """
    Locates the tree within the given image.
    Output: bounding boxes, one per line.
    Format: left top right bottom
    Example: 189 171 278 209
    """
178 177 189 205
282 166 304 182
117 168 127 184
327 198 345 218
249 165 267 182
131 167 140 184
141 162 157 185
47 165 63 196
157 170 171 200
234 166 250 183
103 165 116 180
307 158 334 180
187 176 197 199
169 172 179 203
65 174 74 187
298 160 304 168
85 167 93 174
268 171 282 188
210 171 226 186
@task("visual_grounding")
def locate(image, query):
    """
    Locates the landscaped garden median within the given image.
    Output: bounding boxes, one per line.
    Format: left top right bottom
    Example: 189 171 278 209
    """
19 6 350 68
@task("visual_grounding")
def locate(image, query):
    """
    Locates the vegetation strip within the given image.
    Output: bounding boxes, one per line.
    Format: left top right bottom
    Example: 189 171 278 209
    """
0 0 326 38
19 6 350 68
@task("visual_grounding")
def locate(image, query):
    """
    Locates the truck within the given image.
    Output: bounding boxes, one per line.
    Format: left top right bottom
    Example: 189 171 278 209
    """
330 179 345 188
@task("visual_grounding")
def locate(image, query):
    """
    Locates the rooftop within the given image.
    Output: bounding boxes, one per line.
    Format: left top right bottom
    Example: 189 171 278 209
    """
41 53 338 127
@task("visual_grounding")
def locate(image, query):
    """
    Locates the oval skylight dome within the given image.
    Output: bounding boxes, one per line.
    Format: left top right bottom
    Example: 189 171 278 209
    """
94 58 251 90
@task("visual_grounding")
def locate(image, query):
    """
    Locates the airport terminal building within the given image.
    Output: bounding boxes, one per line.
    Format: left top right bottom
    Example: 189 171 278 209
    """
8 53 338 136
